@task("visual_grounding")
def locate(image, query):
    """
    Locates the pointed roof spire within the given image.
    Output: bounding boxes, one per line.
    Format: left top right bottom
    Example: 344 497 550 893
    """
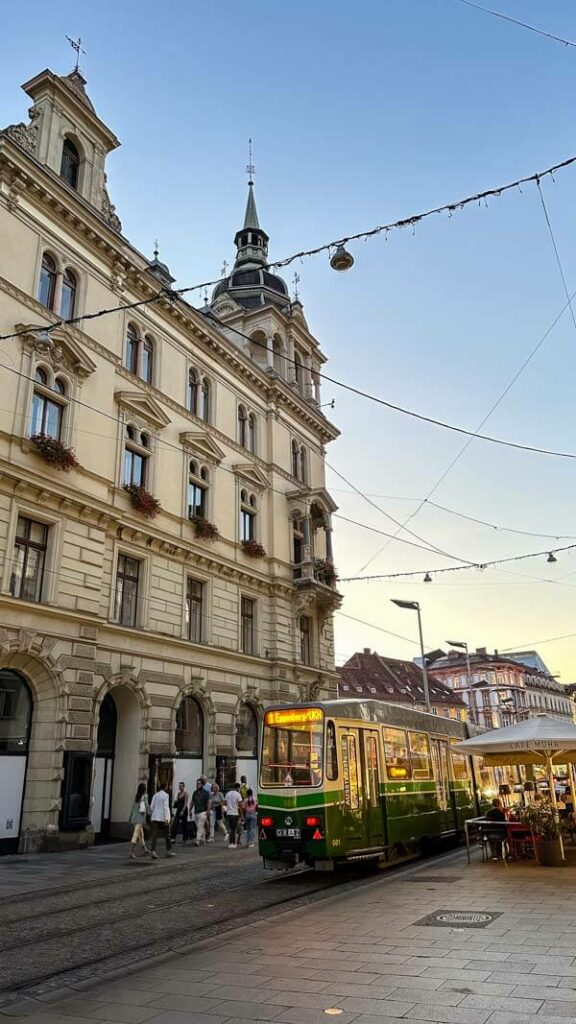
243 181 260 231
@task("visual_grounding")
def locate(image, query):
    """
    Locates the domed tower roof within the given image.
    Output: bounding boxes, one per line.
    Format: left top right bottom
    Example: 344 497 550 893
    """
211 177 289 312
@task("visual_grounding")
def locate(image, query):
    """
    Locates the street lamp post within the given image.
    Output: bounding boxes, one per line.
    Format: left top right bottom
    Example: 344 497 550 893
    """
446 639 476 724
391 599 431 711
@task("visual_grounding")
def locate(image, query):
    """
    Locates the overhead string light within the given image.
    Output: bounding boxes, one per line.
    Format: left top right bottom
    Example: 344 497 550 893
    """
339 542 574 584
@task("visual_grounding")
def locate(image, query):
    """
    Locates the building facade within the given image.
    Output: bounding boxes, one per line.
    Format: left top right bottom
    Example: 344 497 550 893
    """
428 648 574 728
0 66 340 853
338 649 466 719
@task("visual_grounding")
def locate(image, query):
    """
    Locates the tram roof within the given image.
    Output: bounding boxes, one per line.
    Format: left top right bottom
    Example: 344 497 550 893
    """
266 699 469 739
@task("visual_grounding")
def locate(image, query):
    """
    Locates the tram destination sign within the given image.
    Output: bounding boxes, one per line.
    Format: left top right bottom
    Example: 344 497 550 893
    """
415 909 503 929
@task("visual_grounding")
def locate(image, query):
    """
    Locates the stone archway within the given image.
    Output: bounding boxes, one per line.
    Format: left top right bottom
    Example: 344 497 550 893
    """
93 681 144 840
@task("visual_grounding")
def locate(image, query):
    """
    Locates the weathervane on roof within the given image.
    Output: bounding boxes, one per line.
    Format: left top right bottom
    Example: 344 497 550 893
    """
220 259 229 278
292 272 300 300
153 239 159 260
65 35 86 73
246 138 255 186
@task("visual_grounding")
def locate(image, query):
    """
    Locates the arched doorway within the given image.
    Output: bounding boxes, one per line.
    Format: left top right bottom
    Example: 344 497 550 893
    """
235 702 259 793
172 696 204 795
0 670 32 854
92 687 141 840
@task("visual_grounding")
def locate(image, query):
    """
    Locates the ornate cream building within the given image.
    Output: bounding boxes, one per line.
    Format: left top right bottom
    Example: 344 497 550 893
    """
0 65 340 853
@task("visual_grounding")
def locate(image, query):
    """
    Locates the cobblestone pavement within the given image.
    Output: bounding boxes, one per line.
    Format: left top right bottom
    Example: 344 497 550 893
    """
2 851 576 1024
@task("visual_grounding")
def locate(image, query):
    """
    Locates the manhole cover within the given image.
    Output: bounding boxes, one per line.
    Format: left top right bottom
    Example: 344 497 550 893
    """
410 875 463 883
415 909 503 929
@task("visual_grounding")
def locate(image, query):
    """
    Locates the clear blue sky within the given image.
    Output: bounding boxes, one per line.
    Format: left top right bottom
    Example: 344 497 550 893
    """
3 1 576 677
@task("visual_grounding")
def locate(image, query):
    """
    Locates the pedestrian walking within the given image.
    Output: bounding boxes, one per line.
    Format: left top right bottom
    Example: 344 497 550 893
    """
191 778 211 846
224 782 243 848
243 788 258 848
149 781 174 859
209 782 226 841
239 775 249 799
171 781 189 843
129 783 150 860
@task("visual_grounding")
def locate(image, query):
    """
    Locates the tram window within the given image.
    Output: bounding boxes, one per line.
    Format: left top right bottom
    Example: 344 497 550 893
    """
366 735 379 807
451 748 469 781
261 709 323 787
341 733 360 809
326 721 338 780
408 732 432 780
383 727 411 780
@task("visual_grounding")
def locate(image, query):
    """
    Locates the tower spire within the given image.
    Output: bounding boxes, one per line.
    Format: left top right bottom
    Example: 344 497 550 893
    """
234 139 268 267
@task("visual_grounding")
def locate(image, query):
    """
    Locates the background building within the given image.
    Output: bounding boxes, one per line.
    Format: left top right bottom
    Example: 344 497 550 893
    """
0 65 340 853
428 647 574 727
338 649 466 718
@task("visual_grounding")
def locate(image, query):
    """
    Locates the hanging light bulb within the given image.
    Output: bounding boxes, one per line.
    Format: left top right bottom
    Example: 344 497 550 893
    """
330 245 355 271
547 552 557 564
423 572 432 583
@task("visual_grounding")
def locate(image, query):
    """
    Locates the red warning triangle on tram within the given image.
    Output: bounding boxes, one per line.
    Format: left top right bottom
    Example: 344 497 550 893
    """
312 828 323 840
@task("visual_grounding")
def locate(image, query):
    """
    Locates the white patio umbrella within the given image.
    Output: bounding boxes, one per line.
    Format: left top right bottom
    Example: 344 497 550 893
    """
454 715 576 860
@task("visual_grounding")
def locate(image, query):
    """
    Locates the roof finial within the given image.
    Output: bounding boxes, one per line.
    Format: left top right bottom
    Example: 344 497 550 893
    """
220 259 229 278
65 35 86 73
246 137 255 186
292 271 300 301
153 238 159 260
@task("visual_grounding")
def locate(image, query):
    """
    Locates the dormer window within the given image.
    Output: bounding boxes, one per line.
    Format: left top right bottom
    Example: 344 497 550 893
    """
60 138 80 190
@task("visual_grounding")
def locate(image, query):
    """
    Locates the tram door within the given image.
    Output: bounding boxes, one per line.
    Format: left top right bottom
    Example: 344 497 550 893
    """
361 730 385 847
339 729 364 845
431 739 458 833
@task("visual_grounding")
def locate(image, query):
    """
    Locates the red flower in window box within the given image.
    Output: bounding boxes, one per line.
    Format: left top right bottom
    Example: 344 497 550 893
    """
30 434 78 471
123 484 161 519
241 539 267 559
189 515 220 541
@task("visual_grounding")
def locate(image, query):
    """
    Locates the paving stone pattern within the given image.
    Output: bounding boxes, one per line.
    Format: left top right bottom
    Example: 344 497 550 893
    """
2 855 576 1023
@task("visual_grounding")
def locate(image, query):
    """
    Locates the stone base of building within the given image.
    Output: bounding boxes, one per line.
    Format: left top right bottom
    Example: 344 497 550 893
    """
20 826 96 855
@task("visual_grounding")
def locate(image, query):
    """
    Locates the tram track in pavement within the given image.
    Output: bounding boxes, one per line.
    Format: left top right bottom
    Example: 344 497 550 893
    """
0 846 463 1000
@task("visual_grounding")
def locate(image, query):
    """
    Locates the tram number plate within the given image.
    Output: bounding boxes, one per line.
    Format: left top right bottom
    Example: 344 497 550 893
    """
276 827 301 838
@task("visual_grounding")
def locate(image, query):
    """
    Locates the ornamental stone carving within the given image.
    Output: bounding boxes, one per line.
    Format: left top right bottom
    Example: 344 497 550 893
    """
4 108 41 156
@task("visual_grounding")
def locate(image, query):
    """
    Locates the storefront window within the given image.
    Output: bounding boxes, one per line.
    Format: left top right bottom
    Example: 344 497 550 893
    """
175 697 203 756
0 670 31 752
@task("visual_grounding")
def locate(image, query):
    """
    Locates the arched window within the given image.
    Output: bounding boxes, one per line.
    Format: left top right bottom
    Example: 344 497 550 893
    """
293 516 304 579
175 696 204 756
247 413 256 453
299 445 307 485
188 369 198 415
291 440 300 480
30 370 67 440
38 253 57 310
200 378 210 422
0 670 32 753
294 351 303 392
123 424 149 487
236 703 258 756
96 694 117 756
60 268 77 321
60 138 80 190
142 336 154 384
188 460 209 519
124 324 139 375
238 404 247 447
300 615 312 665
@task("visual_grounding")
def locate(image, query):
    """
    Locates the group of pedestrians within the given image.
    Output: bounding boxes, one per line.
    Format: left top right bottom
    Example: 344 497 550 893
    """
128 775 258 860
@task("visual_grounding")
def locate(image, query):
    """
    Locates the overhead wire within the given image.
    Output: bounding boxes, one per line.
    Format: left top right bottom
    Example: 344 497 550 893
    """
455 0 576 49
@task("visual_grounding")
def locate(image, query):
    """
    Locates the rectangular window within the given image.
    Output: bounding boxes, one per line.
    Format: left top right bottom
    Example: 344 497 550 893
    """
450 746 470 781
261 708 324 787
9 516 48 603
240 509 254 542
365 734 380 807
383 727 411 780
115 554 140 627
408 731 432 780
300 615 311 665
124 449 145 487
186 578 204 643
241 596 255 654
326 720 338 781
188 483 205 519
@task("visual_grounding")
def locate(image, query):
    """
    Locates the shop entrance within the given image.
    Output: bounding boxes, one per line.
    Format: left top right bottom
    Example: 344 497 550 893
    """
0 670 32 855
92 687 141 840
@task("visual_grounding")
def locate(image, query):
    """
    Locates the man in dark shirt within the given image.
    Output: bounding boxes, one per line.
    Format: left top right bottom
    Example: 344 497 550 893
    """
485 798 506 860
191 778 211 846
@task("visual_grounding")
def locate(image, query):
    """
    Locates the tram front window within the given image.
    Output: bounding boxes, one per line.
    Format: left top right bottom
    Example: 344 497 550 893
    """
261 707 323 787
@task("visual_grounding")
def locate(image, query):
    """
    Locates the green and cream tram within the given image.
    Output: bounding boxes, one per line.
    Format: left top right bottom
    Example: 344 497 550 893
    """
258 699 485 870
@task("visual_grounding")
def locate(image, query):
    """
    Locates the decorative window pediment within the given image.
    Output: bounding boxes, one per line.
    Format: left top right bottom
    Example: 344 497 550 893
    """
233 461 269 490
18 323 96 379
179 431 225 465
115 391 170 430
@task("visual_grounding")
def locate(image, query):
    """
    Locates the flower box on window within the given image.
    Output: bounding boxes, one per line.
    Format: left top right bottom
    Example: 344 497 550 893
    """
241 539 267 559
189 515 220 541
314 559 338 586
30 434 78 471
123 484 161 519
